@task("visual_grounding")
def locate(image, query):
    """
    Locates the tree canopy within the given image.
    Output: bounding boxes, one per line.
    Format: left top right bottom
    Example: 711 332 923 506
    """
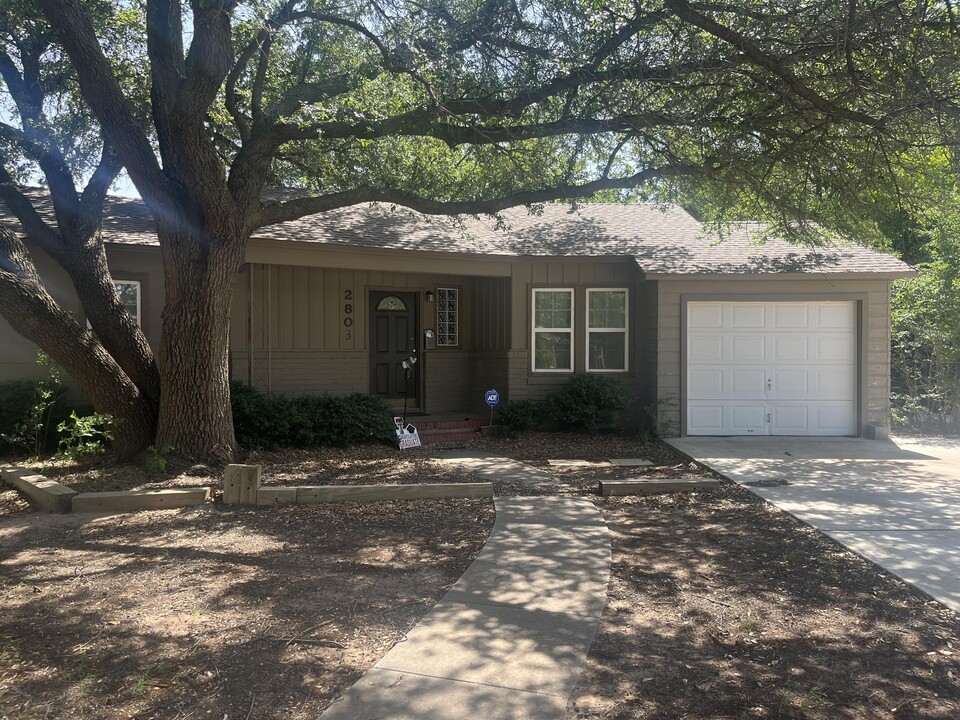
0 0 956 461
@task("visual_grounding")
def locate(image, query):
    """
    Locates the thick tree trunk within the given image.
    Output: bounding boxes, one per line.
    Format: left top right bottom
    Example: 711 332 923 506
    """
0 224 155 457
154 217 245 464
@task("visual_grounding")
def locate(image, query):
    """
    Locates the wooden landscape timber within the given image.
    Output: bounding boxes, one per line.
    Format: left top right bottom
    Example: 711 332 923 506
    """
71 487 212 512
0 464 77 513
600 477 723 496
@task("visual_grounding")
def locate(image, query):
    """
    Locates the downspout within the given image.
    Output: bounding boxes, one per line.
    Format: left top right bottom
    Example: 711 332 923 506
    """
247 263 253 387
267 264 272 397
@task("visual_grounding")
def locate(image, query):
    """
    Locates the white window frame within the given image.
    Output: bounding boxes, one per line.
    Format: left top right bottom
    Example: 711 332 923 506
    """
113 280 142 326
531 288 575 373
585 288 629 373
435 287 459 347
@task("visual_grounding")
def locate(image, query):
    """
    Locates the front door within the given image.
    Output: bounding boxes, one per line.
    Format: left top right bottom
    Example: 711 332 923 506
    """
369 291 418 404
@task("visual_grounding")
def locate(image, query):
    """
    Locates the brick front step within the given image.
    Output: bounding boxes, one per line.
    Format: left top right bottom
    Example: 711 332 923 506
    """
417 429 484 445
414 418 491 431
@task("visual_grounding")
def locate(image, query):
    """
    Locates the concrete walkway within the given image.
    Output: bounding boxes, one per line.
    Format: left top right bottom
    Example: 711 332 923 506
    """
437 449 559 491
319 494 611 719
668 436 960 612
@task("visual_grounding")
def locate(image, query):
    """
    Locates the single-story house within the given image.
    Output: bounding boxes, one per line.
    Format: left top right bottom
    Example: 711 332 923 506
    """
0 191 914 437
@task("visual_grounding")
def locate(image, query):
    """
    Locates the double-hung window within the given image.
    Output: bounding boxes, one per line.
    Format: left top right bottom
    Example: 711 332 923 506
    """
587 289 628 371
532 289 574 372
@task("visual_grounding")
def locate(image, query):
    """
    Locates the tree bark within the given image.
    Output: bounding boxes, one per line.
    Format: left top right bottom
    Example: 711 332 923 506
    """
154 213 246 464
0 223 155 457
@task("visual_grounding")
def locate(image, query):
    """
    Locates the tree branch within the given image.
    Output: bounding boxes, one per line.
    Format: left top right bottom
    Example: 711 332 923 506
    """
37 0 172 207
0 166 60 252
253 164 710 227
664 0 880 126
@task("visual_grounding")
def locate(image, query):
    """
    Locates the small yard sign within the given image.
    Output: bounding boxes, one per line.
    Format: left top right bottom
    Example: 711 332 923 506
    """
397 421 421 450
485 389 500 407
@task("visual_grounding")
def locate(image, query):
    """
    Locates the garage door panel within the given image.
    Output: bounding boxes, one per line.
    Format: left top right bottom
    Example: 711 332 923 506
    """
773 335 808 361
731 405 767 433
817 404 856 432
731 335 765 361
731 369 766 396
687 301 857 437
816 303 856 330
773 304 809 329
688 303 724 328
688 369 724 397
815 369 855 399
689 335 723 362
772 369 808 397
772 405 809 433
687 404 725 433
816 335 854 362
731 304 765 328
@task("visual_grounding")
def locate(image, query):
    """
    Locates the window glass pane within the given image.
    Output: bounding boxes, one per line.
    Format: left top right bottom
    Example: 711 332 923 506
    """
436 288 459 346
588 332 626 370
589 291 625 329
377 295 408 311
534 291 572 329
534 331 571 370
114 281 140 324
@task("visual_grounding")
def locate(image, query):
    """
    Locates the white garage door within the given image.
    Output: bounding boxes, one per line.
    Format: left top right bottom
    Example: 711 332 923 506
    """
686 301 858 436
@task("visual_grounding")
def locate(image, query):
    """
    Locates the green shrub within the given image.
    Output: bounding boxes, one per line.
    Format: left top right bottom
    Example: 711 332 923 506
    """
495 400 543 437
0 379 68 457
544 374 633 432
56 411 114 459
230 382 395 449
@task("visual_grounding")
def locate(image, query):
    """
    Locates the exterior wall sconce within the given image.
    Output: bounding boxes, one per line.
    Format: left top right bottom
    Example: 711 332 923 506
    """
425 290 435 302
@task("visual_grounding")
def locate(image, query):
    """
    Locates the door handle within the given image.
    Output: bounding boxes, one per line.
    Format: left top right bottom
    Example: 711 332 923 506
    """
766 377 772 390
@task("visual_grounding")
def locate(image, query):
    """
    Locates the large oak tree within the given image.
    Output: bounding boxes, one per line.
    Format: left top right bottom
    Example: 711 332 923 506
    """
1 0 954 462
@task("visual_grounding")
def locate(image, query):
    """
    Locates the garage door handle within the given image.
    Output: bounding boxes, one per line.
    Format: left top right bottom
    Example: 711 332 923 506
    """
767 378 772 390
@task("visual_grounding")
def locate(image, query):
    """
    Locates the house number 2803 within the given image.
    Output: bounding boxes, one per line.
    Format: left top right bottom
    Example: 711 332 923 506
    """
343 290 353 340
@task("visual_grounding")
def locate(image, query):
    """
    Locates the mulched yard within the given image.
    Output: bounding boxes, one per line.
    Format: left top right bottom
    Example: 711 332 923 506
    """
3 432 959 719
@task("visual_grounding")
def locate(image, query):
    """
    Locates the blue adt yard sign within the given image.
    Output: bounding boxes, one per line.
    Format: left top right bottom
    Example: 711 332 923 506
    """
485 389 500 407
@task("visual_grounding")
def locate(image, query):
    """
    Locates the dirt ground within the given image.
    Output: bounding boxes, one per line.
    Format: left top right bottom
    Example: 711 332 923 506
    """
0 499 493 719
568 486 960 720
3 433 959 719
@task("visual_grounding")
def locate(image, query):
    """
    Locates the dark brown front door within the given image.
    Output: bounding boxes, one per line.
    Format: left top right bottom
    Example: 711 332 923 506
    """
369 291 418 402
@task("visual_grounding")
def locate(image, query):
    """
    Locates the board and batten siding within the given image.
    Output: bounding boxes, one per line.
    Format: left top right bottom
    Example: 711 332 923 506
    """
654 276 893 437
230 264 511 412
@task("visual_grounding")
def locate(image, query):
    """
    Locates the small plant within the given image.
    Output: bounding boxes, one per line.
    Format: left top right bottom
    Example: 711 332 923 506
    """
144 445 175 473
495 399 542 437
56 411 114 459
545 374 633 431
0 353 66 457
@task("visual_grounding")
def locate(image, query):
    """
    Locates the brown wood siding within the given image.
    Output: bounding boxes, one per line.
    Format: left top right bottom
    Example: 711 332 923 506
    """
230 264 512 408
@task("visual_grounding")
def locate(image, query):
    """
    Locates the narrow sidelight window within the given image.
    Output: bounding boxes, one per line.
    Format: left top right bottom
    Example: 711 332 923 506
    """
436 288 459 346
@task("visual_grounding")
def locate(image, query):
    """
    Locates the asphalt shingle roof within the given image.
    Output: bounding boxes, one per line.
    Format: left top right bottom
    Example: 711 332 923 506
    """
1 188 913 276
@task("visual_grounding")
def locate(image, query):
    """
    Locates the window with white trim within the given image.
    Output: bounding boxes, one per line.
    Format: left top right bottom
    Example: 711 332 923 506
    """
114 280 142 326
436 287 459 346
587 289 628 371
532 288 574 371
89 280 141 330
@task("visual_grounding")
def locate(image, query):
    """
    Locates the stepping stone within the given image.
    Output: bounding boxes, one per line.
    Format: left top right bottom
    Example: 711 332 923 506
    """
547 459 610 467
608 458 653 467
600 477 722 496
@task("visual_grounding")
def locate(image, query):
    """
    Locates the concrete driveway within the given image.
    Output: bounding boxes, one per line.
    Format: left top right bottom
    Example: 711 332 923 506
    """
667 436 960 612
